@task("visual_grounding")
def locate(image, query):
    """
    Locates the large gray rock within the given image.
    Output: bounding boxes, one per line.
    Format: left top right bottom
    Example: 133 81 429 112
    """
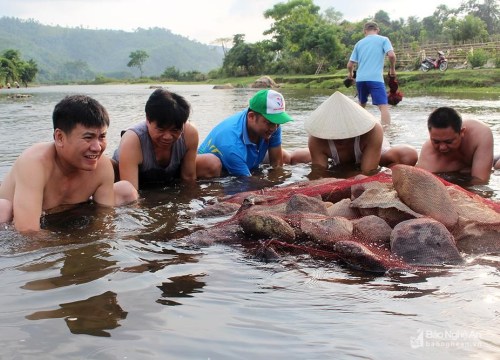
455 223 500 255
240 213 295 242
392 165 459 229
251 76 278 88
285 194 329 216
300 217 353 245
353 215 392 244
332 240 389 273
327 198 360 219
390 218 463 266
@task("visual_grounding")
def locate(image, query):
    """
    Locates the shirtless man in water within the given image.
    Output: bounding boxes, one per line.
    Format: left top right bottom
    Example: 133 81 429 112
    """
417 107 494 185
0 95 138 233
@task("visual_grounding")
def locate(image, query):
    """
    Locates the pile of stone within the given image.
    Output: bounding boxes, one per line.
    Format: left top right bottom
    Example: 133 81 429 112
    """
189 165 500 273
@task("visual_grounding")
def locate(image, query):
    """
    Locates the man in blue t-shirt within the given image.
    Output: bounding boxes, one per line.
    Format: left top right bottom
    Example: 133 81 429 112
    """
196 89 293 177
347 21 396 126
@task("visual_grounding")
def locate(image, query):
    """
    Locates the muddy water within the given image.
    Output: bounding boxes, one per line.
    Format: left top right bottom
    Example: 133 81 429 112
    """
0 85 498 359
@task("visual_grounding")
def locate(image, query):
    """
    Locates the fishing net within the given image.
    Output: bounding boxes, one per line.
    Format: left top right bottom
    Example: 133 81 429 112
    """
387 73 403 106
187 166 500 274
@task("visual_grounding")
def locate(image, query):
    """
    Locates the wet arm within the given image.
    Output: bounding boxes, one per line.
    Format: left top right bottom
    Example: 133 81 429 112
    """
92 157 116 207
268 145 284 168
347 61 356 79
416 141 439 172
308 136 329 168
12 158 45 232
117 131 142 190
470 132 494 184
360 127 383 175
180 123 198 182
387 50 396 75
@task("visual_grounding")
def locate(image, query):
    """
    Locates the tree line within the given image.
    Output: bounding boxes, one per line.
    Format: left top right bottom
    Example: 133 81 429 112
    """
0 49 38 87
216 0 499 77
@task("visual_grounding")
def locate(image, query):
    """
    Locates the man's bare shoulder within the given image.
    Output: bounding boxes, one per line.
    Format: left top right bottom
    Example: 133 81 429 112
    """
13 142 55 176
462 119 493 147
463 119 491 134
19 142 55 162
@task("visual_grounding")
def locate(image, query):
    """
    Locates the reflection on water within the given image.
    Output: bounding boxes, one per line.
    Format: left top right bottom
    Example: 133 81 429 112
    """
26 291 127 337
157 274 207 306
0 85 499 358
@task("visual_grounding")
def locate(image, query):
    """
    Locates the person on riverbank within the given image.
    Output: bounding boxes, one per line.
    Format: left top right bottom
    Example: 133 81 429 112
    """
196 89 304 177
0 95 138 233
347 21 396 126
417 107 495 185
112 88 199 189
305 92 417 175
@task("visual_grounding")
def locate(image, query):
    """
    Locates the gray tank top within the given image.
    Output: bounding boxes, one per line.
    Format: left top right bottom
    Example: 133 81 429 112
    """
328 137 362 165
113 121 187 188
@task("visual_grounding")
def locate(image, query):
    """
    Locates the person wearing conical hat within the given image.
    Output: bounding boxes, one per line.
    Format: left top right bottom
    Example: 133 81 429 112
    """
347 21 396 126
305 92 417 175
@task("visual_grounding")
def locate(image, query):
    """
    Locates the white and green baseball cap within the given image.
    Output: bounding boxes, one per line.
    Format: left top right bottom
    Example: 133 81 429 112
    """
249 89 293 124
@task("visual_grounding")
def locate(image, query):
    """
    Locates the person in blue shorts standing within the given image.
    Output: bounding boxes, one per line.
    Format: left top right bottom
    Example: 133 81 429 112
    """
347 21 396 126
196 89 294 177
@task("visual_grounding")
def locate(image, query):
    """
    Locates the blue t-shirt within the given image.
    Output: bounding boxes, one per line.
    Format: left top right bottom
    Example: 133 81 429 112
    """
349 34 393 83
198 109 282 176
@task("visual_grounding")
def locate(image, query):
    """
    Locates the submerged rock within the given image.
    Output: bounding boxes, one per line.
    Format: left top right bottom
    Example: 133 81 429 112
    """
390 218 463 266
332 240 389 273
195 202 241 218
454 223 500 255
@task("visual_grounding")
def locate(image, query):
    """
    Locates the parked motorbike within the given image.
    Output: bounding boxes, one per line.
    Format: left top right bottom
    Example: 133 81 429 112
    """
420 51 448 72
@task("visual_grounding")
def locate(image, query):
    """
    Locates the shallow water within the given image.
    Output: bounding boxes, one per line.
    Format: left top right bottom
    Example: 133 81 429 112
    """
0 84 499 359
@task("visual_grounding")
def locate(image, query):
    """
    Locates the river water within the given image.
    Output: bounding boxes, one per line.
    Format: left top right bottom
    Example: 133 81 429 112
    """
0 84 499 359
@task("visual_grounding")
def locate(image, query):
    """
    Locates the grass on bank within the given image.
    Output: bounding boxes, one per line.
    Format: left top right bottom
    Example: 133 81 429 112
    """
38 68 498 96
205 68 500 95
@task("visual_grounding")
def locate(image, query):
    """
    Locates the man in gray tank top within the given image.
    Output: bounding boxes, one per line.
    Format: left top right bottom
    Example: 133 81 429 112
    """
112 89 199 189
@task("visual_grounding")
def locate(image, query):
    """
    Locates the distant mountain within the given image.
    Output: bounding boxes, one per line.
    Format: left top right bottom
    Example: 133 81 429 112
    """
0 17 224 82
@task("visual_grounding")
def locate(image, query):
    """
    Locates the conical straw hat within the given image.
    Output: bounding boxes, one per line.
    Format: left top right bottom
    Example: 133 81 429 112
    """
304 91 377 140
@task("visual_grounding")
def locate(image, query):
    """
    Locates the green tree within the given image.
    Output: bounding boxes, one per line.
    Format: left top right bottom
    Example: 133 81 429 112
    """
444 15 489 43
127 50 149 77
222 35 272 76
0 49 39 87
323 7 344 24
19 59 38 87
263 0 344 74
162 66 180 80
458 0 500 34
0 49 22 85
373 10 391 27
0 57 18 84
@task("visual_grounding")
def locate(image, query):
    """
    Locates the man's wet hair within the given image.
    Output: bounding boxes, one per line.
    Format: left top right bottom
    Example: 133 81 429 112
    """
53 95 110 133
145 88 190 130
427 107 462 133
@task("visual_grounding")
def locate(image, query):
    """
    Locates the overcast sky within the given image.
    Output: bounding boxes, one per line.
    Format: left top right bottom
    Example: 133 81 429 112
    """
0 0 465 44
